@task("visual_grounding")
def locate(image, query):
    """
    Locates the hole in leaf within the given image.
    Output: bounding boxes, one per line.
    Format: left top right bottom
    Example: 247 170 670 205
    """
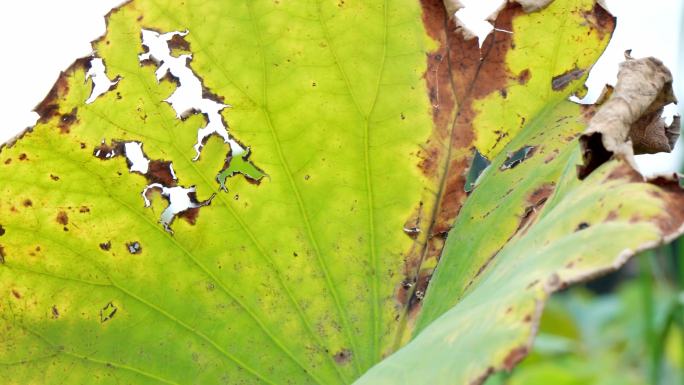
138 29 264 189
85 57 121 104
465 149 491 192
500 145 535 170
126 241 142 254
99 302 118 323
94 140 212 232
143 184 214 232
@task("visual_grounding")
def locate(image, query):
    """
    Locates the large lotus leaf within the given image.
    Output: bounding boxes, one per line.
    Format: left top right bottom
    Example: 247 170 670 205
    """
1 1 682 385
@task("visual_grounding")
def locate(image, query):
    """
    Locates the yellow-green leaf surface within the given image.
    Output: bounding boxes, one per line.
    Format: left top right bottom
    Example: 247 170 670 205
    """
1 1 683 385
0 1 437 384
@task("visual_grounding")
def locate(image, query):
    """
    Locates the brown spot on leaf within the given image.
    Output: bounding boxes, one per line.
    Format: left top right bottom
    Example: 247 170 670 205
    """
0 225 4 236
169 33 191 51
18 153 28 161
22 199 32 207
551 68 585 91
178 207 200 225
56 211 68 226
147 160 176 186
58 107 78 134
517 69 531 84
605 209 619 221
35 78 67 123
99 241 111 251
395 278 414 307
11 289 21 299
174 190 214 226
93 141 124 160
515 184 554 236
333 349 352 365
543 148 559 164
575 222 590 231
503 347 528 371
51 305 60 319
79 206 90 213
605 162 643 184
50 174 60 181
0 245 5 264
407 270 433 315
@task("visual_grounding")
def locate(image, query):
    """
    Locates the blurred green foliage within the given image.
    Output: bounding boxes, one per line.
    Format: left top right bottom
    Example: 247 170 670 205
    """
486 247 684 385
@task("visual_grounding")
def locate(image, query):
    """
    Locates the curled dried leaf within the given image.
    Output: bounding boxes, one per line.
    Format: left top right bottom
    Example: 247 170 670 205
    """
578 54 679 179
443 0 464 17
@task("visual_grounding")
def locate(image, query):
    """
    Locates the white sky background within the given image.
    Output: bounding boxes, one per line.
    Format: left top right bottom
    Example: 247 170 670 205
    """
0 0 682 175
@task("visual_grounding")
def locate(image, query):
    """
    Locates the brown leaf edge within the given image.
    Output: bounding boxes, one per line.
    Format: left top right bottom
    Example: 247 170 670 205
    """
0 2 131 153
